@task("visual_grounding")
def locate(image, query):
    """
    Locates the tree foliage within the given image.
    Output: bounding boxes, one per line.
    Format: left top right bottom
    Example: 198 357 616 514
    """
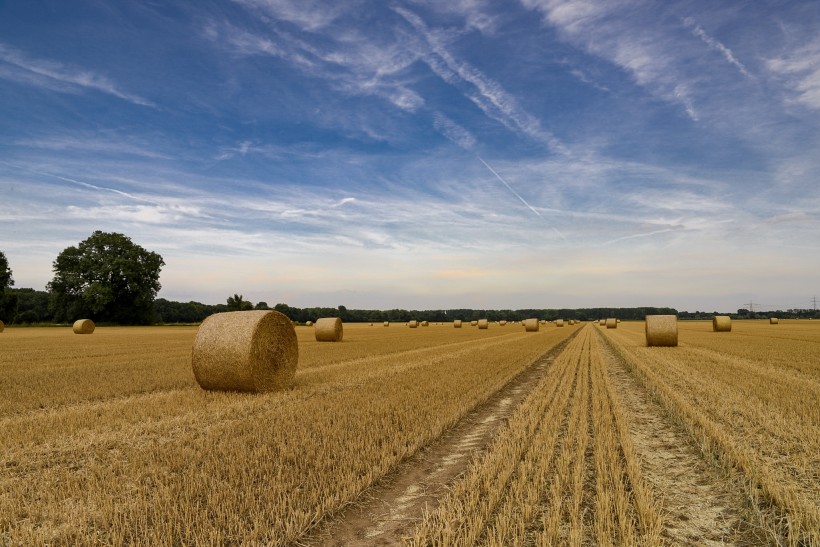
0 250 15 321
47 231 164 325
226 293 253 311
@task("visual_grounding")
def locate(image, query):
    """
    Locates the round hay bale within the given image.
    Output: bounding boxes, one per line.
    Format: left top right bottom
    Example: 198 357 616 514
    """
555 319 564 327
315 317 343 341
384 321 389 327
645 315 678 347
523 318 539 332
470 320 478 326
770 317 779 324
606 318 617 329
409 320 418 328
599 319 605 326
453 320 462 328
192 310 297 392
499 320 507 326
369 322 374 326
305 321 313 327
478 319 488 329
0 319 4 333
712 316 731 332
72 319 95 334
421 320 429 327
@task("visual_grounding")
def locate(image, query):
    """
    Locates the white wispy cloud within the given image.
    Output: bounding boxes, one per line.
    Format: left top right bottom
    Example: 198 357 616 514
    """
432 112 476 149
231 0 353 31
766 38 820 111
0 42 154 107
683 17 751 78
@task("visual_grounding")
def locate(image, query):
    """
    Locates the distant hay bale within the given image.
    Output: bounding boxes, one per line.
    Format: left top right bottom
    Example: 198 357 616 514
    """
556 319 564 327
617 319 621 323
384 321 389 327
606 318 617 329
524 318 539 332
409 320 418 328
72 319 95 334
712 316 732 332
305 321 314 327
453 320 462 328
315 317 343 342
191 310 298 392
499 320 507 326
599 319 606 326
369 322 373 326
478 319 488 329
470 320 478 326
421 321 429 327
770 317 779 324
645 315 678 347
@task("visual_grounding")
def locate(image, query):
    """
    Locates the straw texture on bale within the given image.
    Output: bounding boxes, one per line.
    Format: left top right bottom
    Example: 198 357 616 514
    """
470 320 478 326
523 318 540 332
72 319 95 334
191 310 298 392
0 319 4 333
453 320 462 328
315 317 343 342
770 317 779 324
645 315 678 347
409 320 418 328
712 316 732 332
478 319 488 329
555 319 564 327
606 318 617 329
421 321 429 327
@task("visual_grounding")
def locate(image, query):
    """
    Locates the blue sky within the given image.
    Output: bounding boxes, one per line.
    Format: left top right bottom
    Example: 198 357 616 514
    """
1 0 819 312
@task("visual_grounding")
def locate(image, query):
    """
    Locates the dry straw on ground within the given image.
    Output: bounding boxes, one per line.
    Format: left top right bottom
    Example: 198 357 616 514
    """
523 318 539 332
453 320 462 328
72 319 95 334
712 316 732 332
770 317 779 324
315 317 343 342
645 315 678 347
191 310 298 392
478 319 488 329
606 318 617 329
556 319 564 327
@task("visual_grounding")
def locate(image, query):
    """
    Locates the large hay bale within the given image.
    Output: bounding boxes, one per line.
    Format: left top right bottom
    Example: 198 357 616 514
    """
606 318 617 329
523 318 539 332
72 319 95 334
470 320 478 326
315 317 343 341
384 321 389 327
478 319 488 329
555 319 564 327
770 317 779 324
645 315 678 347
712 316 732 332
409 320 418 328
453 320 462 328
0 319 4 333
192 310 297 392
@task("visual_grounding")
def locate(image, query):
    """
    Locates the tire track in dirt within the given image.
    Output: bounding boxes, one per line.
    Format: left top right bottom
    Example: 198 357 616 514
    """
303 331 581 547
597 332 759 545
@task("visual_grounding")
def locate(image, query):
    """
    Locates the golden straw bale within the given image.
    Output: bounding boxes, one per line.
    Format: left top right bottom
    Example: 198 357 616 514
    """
470 320 478 326
712 316 732 332
72 319 95 334
305 321 313 327
421 321 429 327
555 319 564 327
409 320 418 328
384 321 389 327
191 310 298 392
606 318 617 329
315 317 343 341
453 320 462 328
478 319 488 329
599 319 605 326
523 318 539 332
645 315 678 347
499 320 507 326
770 317 779 324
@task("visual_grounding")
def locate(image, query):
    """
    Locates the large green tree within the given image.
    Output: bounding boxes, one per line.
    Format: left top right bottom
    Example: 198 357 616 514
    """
0 250 15 321
48 231 164 325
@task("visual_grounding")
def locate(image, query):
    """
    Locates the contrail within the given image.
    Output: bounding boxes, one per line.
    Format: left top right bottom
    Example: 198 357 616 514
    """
478 156 566 240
